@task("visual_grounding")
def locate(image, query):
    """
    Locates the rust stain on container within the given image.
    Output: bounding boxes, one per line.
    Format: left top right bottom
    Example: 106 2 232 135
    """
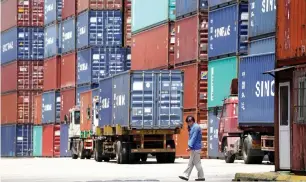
80 90 92 131
175 13 208 65
131 22 175 70
34 94 42 125
292 124 306 172
44 56 61 91
77 0 123 14
62 0 76 20
60 88 76 122
61 52 76 89
277 0 306 62
124 0 132 47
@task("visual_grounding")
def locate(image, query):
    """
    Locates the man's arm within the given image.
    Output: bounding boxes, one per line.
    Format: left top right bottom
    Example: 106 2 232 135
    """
188 127 198 149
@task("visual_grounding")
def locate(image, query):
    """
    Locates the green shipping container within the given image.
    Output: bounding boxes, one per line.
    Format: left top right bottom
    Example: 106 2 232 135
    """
33 126 42 157
132 0 176 33
208 57 238 107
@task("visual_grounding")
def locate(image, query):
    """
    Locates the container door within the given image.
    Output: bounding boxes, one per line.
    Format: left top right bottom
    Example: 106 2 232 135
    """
279 82 291 170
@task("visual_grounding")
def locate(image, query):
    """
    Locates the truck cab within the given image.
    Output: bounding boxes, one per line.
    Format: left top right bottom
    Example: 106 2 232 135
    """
67 107 81 139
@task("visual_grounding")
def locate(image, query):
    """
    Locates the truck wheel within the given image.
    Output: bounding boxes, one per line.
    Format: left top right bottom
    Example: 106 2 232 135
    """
140 154 148 162
156 153 167 163
116 141 129 164
268 153 275 163
94 150 103 162
243 135 264 164
223 140 235 163
103 157 110 162
165 152 176 163
79 141 85 159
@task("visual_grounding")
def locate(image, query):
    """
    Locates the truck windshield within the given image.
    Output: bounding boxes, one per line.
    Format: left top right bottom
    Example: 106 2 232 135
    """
75 111 80 124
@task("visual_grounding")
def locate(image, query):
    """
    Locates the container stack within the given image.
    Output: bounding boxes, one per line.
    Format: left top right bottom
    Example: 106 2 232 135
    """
1 0 44 157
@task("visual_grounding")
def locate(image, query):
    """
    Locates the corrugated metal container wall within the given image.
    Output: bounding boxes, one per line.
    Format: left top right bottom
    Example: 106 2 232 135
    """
44 0 62 25
42 124 60 157
208 0 231 8
33 126 43 156
249 36 275 55
77 0 123 14
77 10 123 49
248 0 276 38
124 0 132 47
131 0 175 33
34 94 42 125
60 88 76 121
1 61 44 93
208 57 237 107
175 13 208 65
61 18 76 54
1 27 44 64
97 78 113 126
1 91 40 125
80 91 92 131
44 24 61 58
131 23 175 70
42 91 61 124
44 56 61 91
238 54 275 125
292 124 306 172
208 4 248 59
208 109 222 158
31 0 45 26
61 52 76 88
277 0 306 62
76 85 97 105
60 124 71 157
77 48 130 85
62 0 76 20
1 125 16 157
176 0 208 18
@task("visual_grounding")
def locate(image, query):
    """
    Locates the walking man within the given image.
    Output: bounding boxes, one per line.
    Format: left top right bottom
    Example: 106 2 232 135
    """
179 116 205 181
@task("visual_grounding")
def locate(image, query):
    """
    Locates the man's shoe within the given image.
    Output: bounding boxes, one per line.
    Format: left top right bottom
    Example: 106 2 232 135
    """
178 176 189 181
195 178 205 181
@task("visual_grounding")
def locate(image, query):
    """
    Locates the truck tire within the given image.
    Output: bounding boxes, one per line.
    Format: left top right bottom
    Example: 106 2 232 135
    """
156 153 167 163
243 135 263 164
116 141 129 164
268 153 275 163
94 140 103 162
94 150 103 162
222 140 235 163
165 152 176 163
79 141 86 159
140 154 148 162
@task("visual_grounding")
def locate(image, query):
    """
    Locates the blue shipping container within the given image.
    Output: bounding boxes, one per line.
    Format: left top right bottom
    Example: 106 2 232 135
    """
238 53 275 125
176 0 208 18
249 0 276 38
1 27 44 64
44 23 62 58
208 0 231 8
208 4 248 59
61 18 76 54
77 48 131 85
60 124 71 157
249 36 275 55
42 91 61 124
1 124 33 157
208 110 222 158
44 0 63 25
77 10 122 49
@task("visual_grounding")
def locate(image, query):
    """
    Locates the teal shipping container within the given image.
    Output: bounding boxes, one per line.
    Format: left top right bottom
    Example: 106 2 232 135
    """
33 126 43 156
208 57 238 107
132 0 176 33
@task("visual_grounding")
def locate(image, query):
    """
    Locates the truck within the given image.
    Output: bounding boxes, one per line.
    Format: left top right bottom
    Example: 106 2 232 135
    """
218 54 275 164
66 70 184 164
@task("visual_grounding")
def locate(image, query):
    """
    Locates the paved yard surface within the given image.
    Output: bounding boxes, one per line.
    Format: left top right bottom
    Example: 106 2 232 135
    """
0 158 274 182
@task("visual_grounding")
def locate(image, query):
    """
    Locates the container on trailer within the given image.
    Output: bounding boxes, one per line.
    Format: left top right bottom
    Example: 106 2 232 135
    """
60 124 71 157
61 18 76 54
62 0 76 20
34 94 43 125
77 47 130 85
176 0 208 18
80 91 93 131
174 13 208 65
131 23 175 70
76 84 98 105
60 88 76 121
208 0 232 8
44 0 62 25
61 52 76 88
124 0 132 47
1 124 33 157
33 126 43 156
77 10 123 49
77 0 123 14
208 4 248 59
1 91 40 125
248 0 276 39
238 53 275 125
208 109 222 158
1 27 44 64
44 23 61 58
174 63 208 110
44 56 61 91
277 0 306 62
131 0 175 33
42 91 61 124
208 57 238 107
1 61 44 93
249 36 275 55
42 124 60 157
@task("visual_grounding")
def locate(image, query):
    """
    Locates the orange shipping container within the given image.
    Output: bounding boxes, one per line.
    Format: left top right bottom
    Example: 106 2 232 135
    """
44 56 61 91
277 0 306 62
60 88 76 122
34 94 42 125
61 52 76 89
80 90 92 131
124 0 132 47
77 0 123 14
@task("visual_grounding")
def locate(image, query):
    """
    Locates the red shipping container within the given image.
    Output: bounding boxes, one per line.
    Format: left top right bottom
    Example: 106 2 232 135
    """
61 52 76 88
1 61 44 93
60 88 76 121
124 0 132 47
31 0 44 27
292 124 306 172
80 90 92 131
44 56 61 91
174 62 208 110
42 124 60 157
277 0 306 62
34 94 42 125
175 13 208 65
77 0 123 14
62 0 77 20
131 23 175 70
1 91 41 124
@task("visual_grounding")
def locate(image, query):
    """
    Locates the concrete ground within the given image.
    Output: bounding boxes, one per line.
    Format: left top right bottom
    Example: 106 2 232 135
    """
0 158 274 182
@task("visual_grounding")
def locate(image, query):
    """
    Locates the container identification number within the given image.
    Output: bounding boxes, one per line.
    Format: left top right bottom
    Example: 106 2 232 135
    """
2 41 14 52
79 63 88 71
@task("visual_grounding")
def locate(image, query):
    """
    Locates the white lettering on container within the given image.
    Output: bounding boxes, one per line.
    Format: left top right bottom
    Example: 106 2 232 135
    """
45 3 54 14
79 63 88 71
210 67 214 101
214 25 231 38
79 26 86 36
255 80 275 97
44 104 52 111
63 31 72 41
262 0 276 13
2 41 14 52
114 94 125 107
46 37 54 45
101 98 110 109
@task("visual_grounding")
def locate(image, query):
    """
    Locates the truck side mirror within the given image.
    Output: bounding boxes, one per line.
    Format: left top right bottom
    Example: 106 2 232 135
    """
213 107 219 116
87 107 91 120
64 114 68 123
